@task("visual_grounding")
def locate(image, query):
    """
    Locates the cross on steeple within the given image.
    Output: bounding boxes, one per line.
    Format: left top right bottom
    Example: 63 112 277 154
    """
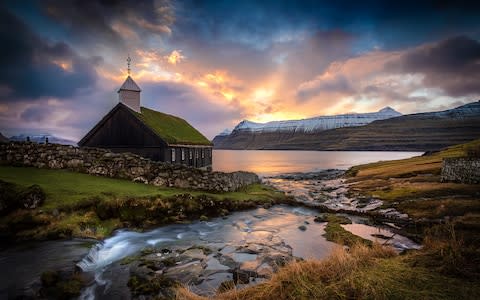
127 54 132 76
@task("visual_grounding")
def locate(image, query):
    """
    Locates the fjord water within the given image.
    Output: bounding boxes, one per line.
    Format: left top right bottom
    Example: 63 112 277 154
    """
213 150 423 175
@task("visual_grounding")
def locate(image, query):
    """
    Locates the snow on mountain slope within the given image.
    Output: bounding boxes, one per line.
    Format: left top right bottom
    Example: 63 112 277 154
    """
232 107 402 133
218 128 232 136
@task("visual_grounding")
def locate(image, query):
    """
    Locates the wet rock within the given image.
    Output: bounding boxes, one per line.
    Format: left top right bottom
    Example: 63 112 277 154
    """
217 255 237 270
165 260 205 284
205 257 230 271
40 270 84 300
181 248 207 261
314 215 328 223
240 259 261 275
19 184 46 209
128 274 177 298
161 248 172 254
256 263 274 278
233 269 250 284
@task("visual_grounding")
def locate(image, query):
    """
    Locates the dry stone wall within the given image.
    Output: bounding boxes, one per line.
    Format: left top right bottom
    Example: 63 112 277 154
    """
0 142 260 192
441 157 480 184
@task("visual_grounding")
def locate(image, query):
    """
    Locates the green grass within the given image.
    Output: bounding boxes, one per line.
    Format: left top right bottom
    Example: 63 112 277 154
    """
346 139 480 221
134 107 212 145
0 166 281 210
0 166 288 240
347 139 480 179
323 214 372 247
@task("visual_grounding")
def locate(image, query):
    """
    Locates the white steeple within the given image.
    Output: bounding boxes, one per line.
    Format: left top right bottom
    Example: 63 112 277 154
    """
118 55 141 113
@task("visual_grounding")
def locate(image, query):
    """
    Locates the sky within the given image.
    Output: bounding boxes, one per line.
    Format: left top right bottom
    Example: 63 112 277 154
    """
0 0 479 141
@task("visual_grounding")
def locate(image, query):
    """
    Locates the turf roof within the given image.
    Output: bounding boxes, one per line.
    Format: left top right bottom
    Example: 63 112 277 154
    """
133 106 212 146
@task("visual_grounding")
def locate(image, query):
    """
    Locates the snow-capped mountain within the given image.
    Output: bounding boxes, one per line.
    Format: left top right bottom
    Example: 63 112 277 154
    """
9 133 77 145
213 101 480 151
232 107 402 133
218 128 232 136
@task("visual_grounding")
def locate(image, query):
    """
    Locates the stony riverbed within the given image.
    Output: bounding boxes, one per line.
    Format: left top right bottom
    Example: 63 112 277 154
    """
1 170 420 299
264 170 409 219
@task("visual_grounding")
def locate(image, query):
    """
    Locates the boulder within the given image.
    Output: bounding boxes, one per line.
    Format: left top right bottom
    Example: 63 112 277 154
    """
19 184 46 209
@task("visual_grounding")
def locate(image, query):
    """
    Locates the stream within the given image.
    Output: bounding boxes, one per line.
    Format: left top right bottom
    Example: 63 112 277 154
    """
1 170 420 299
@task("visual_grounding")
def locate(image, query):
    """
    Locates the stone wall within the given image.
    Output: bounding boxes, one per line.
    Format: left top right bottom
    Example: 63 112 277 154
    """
441 157 480 184
0 142 260 192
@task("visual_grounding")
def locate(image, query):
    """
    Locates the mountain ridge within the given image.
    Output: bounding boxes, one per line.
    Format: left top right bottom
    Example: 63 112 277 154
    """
231 106 402 133
214 101 480 151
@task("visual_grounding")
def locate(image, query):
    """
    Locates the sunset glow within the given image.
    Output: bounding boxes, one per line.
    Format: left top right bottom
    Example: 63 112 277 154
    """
0 1 479 140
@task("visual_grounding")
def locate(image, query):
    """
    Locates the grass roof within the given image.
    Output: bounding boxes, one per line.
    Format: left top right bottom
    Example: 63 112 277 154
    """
133 107 212 146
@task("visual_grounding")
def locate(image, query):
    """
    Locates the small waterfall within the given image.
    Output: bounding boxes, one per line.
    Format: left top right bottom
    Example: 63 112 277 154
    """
76 231 146 272
76 242 104 272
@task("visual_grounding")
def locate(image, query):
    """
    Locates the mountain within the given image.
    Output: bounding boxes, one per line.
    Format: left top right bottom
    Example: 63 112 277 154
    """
214 101 480 151
231 107 401 133
0 132 9 143
214 106 402 149
212 128 232 146
9 134 77 146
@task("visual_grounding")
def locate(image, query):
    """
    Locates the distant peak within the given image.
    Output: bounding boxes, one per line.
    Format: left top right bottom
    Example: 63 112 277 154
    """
218 128 232 136
379 106 401 115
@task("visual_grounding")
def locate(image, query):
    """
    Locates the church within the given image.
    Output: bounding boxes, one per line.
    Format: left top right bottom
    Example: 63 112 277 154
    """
78 62 213 169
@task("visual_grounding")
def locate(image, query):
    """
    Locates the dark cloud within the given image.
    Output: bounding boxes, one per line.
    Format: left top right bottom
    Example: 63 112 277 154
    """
386 36 480 96
362 85 428 103
0 9 98 101
175 0 480 51
43 0 174 47
296 75 355 101
20 106 52 122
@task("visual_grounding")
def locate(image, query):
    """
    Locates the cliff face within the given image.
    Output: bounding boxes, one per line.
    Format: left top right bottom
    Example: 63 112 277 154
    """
214 101 480 151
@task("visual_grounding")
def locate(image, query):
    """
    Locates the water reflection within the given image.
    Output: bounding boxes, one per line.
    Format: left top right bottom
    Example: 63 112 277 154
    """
213 150 422 176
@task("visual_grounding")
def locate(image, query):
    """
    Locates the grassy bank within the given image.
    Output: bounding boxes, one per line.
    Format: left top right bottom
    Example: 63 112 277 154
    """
0 166 291 240
178 241 479 300
346 139 480 240
177 140 480 299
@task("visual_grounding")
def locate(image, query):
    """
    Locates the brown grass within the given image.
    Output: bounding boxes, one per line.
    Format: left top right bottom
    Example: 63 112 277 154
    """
177 239 480 300
177 243 398 300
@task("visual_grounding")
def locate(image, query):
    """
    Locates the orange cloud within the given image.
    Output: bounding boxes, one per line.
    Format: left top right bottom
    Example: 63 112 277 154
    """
165 50 185 65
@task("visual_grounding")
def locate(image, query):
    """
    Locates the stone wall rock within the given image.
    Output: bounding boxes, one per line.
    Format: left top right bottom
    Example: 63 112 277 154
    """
441 157 480 184
0 142 260 192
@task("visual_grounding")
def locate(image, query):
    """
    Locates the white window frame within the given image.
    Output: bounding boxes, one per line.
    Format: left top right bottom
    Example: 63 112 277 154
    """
181 148 185 161
195 149 199 159
201 148 205 158
189 149 193 159
171 148 176 162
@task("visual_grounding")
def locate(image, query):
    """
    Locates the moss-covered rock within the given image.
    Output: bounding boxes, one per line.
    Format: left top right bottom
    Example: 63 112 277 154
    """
40 271 84 300
128 274 177 298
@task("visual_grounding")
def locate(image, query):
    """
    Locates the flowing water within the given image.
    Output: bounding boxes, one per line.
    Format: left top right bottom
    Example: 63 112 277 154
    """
0 151 422 299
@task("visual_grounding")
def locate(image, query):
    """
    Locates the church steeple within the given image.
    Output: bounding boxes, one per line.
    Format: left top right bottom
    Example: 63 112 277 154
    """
118 55 141 113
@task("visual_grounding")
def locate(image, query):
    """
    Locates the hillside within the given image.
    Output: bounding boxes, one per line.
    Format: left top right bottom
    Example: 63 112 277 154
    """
214 101 480 151
0 133 8 143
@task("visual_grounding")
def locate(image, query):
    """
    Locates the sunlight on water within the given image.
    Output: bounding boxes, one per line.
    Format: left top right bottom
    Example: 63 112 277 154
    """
213 150 422 176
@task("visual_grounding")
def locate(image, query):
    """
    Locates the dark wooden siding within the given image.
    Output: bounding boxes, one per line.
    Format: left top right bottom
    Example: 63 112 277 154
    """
164 146 212 168
80 104 212 167
81 106 165 148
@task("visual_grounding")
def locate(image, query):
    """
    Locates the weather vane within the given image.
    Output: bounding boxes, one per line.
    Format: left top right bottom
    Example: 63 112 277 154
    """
127 54 131 76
